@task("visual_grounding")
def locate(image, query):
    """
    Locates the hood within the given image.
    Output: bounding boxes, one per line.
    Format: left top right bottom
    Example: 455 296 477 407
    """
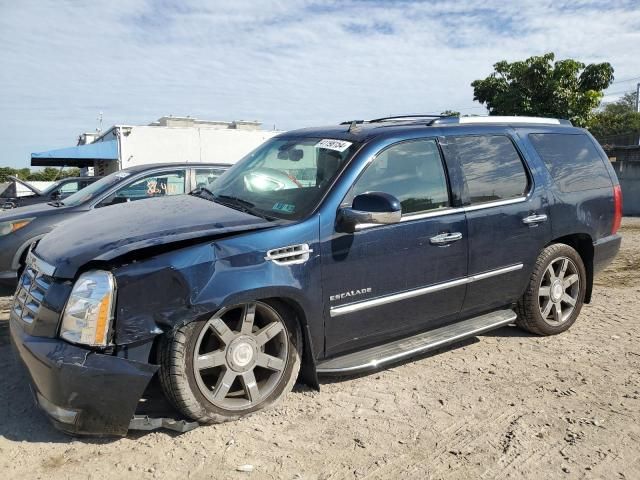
35 194 282 278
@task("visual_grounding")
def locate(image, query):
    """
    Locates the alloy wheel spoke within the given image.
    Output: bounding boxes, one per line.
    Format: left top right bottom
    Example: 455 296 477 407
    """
209 317 235 345
253 321 284 347
241 370 260 403
239 303 256 335
212 368 236 401
562 293 576 306
558 258 569 280
197 349 225 370
563 274 579 289
545 265 557 283
553 302 563 323
541 299 553 317
539 286 551 297
255 352 285 371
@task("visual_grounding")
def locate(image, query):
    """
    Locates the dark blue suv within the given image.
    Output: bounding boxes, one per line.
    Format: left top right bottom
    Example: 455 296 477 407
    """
9 116 622 436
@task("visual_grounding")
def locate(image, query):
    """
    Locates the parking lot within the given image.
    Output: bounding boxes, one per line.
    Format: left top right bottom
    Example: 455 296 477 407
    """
0 219 638 480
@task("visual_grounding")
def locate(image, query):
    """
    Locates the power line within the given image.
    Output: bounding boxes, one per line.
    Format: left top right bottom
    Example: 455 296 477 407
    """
602 89 635 97
611 76 640 85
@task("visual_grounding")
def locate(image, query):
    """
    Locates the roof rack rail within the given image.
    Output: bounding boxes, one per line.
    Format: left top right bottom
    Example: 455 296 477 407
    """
368 114 450 123
431 116 572 126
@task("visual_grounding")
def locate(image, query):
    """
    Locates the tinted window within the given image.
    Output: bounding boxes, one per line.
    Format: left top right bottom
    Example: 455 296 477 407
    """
345 139 449 215
451 135 528 204
529 133 611 192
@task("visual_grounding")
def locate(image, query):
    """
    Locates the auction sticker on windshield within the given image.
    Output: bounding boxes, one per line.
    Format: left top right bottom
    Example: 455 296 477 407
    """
316 139 352 152
272 202 295 214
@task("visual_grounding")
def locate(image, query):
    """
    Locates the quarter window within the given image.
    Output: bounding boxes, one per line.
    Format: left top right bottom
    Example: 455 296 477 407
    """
450 135 528 205
528 133 611 192
345 139 450 215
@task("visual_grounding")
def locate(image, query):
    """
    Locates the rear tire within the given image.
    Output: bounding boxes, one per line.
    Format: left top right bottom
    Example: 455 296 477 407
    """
516 243 586 336
159 300 301 423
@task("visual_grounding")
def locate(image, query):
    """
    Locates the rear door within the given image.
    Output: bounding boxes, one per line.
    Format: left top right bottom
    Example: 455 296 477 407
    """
322 137 468 356
444 132 552 315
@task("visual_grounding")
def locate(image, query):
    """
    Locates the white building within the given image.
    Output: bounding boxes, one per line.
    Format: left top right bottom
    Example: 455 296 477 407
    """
32 116 282 176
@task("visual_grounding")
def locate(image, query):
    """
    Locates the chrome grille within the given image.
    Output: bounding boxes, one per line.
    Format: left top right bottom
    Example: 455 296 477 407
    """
12 263 52 324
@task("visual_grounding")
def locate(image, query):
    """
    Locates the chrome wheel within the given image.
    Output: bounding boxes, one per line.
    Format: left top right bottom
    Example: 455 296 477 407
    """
538 256 580 325
193 302 288 410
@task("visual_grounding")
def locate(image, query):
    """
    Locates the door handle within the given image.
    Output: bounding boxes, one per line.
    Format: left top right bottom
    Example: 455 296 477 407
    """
522 214 548 225
430 232 463 246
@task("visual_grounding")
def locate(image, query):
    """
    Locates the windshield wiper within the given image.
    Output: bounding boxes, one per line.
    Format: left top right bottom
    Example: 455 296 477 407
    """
213 195 276 221
189 187 216 200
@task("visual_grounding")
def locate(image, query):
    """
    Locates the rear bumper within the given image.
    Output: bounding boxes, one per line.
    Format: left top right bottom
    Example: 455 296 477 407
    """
9 317 158 437
593 234 621 274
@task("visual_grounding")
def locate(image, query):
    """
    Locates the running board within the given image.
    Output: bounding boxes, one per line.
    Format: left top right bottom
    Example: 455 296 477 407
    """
317 309 516 375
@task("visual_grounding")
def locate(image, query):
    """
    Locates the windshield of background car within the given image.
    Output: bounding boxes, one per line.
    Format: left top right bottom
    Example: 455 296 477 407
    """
62 170 133 207
206 137 361 220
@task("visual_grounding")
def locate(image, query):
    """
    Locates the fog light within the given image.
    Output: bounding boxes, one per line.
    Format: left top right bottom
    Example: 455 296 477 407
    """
36 392 78 424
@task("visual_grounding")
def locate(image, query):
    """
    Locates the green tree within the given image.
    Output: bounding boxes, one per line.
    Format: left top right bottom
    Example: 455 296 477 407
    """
589 92 640 145
440 110 460 117
471 53 614 127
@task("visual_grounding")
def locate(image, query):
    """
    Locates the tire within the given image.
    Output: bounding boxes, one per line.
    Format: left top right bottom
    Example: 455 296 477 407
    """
516 243 586 336
159 300 301 423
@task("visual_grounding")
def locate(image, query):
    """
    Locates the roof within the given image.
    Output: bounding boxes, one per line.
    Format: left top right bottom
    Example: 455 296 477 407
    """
119 162 232 173
31 140 118 167
278 116 577 143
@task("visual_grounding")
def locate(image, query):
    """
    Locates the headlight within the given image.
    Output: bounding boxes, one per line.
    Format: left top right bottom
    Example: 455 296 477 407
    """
0 218 34 236
60 270 116 346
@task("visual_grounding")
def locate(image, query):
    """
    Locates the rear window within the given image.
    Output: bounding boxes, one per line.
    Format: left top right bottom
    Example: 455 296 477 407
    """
529 133 611 192
450 135 529 205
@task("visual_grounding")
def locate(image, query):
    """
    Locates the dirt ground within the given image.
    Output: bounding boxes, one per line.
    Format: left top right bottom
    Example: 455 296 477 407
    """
1 220 639 480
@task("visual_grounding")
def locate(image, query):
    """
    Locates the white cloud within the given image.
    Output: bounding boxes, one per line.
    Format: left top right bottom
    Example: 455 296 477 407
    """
0 0 638 167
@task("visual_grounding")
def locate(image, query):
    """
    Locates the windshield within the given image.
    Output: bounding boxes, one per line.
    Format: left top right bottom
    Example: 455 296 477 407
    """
61 170 133 207
202 137 360 220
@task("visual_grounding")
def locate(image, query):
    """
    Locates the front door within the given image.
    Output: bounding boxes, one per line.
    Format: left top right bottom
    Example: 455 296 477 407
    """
321 138 468 356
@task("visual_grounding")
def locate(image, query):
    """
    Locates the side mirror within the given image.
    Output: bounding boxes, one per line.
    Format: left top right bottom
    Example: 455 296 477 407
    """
338 192 402 233
50 191 61 200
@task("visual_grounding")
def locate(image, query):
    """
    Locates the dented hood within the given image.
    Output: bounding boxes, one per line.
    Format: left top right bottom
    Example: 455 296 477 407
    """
35 194 281 278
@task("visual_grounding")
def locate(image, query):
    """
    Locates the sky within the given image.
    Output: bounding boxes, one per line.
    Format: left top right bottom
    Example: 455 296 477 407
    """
1 0 639 168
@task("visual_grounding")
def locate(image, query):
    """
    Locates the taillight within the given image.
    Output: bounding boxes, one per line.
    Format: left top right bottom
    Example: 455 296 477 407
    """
612 184 622 234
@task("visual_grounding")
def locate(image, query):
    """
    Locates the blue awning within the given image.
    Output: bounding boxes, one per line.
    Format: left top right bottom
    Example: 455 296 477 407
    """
31 140 118 167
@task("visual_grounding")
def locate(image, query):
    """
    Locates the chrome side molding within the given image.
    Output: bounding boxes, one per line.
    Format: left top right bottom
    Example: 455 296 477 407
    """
330 263 523 317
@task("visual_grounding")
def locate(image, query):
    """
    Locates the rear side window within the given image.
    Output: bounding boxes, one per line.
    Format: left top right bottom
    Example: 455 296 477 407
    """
529 133 611 192
450 135 529 205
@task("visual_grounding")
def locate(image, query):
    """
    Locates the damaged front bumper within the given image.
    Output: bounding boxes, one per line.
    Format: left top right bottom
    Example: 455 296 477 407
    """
10 317 158 436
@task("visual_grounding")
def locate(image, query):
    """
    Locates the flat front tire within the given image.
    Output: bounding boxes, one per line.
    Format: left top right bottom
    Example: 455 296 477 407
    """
159 300 301 423
516 243 586 336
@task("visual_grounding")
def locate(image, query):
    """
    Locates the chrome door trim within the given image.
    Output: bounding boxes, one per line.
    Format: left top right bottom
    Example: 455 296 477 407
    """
329 263 523 317
353 197 528 231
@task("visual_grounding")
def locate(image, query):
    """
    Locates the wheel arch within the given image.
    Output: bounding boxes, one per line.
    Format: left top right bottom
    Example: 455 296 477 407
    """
548 233 594 303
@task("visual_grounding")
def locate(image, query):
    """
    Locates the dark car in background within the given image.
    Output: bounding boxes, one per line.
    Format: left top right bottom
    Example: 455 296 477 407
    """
0 176 103 210
0 163 228 280
9 116 621 436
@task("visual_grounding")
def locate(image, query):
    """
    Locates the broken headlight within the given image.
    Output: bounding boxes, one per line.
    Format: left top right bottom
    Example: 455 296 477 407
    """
60 270 115 347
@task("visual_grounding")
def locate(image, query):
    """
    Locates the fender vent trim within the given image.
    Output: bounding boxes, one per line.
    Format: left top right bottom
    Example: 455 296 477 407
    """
265 244 313 265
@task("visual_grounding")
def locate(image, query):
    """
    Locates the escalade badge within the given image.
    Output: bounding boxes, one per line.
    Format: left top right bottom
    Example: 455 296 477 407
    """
330 287 372 302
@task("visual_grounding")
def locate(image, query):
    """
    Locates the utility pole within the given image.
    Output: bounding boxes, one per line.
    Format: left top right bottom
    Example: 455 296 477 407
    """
636 82 640 113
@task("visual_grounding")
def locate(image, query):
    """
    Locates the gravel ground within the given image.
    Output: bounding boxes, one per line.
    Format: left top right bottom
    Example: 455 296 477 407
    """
1 219 639 480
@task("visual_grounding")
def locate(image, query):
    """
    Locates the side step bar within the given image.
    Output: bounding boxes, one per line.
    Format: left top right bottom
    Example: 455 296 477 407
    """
317 309 516 375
